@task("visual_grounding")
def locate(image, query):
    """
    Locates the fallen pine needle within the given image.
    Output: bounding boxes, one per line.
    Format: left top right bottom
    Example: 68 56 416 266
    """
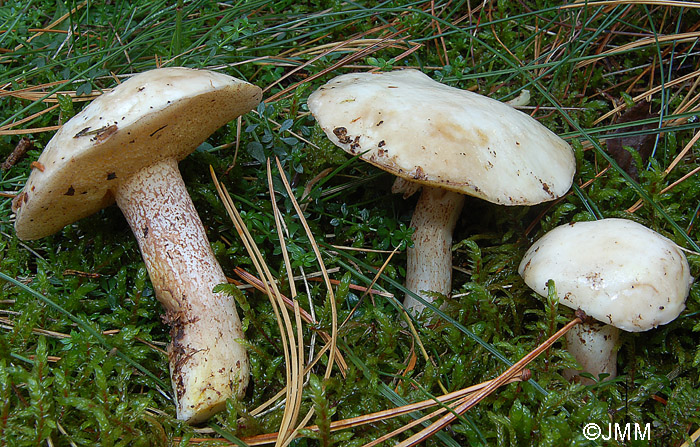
679 426 700 447
232 267 349 375
392 314 584 447
183 369 531 446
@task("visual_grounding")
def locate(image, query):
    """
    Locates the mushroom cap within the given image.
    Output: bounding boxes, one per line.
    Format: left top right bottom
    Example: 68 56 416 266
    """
518 218 693 332
307 69 575 205
13 67 262 240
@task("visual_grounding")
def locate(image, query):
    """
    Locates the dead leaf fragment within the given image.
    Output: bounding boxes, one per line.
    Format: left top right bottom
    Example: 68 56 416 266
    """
605 101 658 180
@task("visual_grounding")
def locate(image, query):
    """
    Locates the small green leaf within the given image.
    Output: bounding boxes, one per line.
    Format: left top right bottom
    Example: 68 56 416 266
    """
76 82 92 96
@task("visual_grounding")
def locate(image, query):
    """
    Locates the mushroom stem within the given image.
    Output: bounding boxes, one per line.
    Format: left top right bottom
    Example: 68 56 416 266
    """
563 321 619 384
114 158 249 423
403 186 465 316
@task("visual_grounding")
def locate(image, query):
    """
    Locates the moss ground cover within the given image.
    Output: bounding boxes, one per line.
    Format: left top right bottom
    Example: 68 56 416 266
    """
1 1 699 445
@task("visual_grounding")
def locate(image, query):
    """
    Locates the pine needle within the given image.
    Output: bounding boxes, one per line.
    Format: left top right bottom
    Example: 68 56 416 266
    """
593 68 700 125
266 158 305 445
563 0 700 10
392 316 583 447
679 426 700 447
211 167 301 446
273 157 339 382
232 268 349 373
187 370 531 446
575 31 700 69
627 129 700 212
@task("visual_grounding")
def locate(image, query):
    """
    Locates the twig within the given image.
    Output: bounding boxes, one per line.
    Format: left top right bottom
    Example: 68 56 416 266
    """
1 137 33 170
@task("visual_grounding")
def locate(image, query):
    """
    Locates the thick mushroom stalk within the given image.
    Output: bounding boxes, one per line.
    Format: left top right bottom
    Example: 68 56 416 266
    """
115 158 248 423
402 186 465 315
11 68 261 422
308 70 576 321
563 322 620 384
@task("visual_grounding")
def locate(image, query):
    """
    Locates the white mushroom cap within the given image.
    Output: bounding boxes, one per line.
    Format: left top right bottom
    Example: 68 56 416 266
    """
12 67 262 423
307 69 575 205
519 218 692 332
13 67 262 240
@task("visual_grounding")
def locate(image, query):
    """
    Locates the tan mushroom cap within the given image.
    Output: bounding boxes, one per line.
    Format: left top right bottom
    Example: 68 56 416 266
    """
519 218 693 332
307 69 575 205
13 67 262 240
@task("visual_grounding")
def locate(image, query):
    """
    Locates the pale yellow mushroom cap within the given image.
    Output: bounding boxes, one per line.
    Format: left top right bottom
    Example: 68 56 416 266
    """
519 218 693 332
307 69 575 205
13 67 262 240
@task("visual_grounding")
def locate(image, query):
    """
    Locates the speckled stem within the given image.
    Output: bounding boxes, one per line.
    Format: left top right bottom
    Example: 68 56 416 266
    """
403 186 465 316
114 158 249 423
563 322 619 384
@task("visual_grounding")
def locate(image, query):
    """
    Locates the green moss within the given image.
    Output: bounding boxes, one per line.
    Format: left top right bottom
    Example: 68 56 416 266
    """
0 1 698 446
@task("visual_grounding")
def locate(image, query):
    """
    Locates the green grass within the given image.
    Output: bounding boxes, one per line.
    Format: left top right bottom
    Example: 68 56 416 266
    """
1 1 700 445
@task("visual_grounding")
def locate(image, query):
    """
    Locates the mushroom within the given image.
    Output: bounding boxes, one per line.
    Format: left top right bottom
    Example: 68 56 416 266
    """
307 69 575 316
12 67 262 423
518 218 693 383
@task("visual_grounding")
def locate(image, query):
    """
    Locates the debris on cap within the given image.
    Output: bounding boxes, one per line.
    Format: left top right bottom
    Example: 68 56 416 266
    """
13 67 262 240
308 69 575 205
519 218 692 332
